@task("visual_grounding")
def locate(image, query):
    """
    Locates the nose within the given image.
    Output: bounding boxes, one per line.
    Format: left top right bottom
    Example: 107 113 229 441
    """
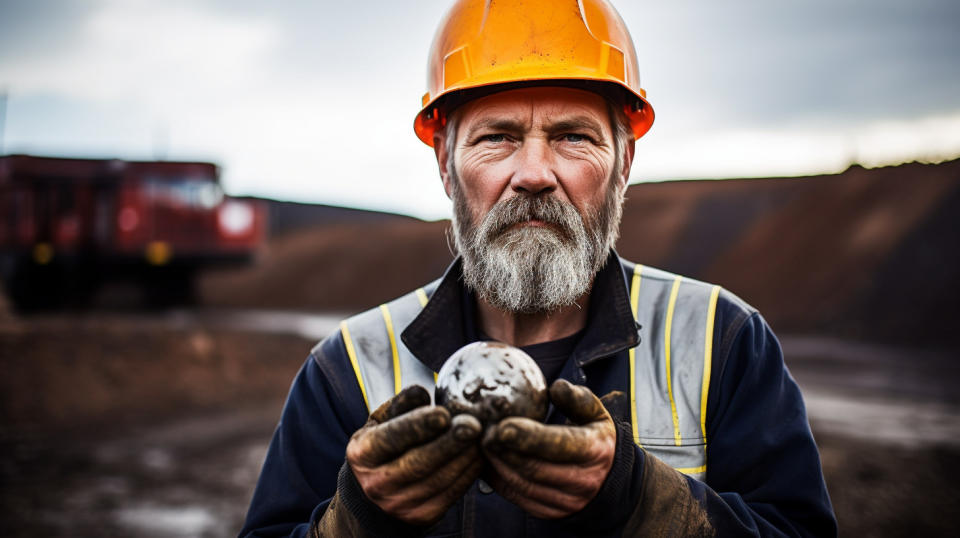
510 138 557 195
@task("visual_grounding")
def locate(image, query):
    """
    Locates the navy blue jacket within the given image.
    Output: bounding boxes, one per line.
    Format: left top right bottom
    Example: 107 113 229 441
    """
240 254 837 537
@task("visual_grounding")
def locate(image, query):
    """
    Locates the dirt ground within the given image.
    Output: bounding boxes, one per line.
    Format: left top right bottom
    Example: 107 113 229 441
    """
0 311 309 537
1 312 958 537
817 433 960 537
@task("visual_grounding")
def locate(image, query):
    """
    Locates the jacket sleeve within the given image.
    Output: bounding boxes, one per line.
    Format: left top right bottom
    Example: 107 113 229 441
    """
692 310 836 536
563 307 837 537
238 332 370 537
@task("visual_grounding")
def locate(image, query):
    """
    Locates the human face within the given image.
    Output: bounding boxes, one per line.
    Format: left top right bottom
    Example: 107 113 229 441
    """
437 87 629 227
434 87 633 313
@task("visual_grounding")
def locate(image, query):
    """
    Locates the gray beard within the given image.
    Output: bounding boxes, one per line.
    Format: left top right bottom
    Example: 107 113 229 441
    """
451 179 623 314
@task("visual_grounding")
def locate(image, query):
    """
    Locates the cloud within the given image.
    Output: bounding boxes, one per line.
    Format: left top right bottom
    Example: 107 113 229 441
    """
633 111 960 181
1 0 279 109
622 0 960 127
0 0 100 59
1 0 959 219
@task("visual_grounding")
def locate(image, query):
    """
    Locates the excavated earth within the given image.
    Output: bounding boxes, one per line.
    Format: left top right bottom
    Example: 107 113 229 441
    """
1 315 957 537
2 160 959 536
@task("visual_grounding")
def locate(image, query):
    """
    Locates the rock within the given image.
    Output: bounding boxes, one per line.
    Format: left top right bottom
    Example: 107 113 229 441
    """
435 341 547 427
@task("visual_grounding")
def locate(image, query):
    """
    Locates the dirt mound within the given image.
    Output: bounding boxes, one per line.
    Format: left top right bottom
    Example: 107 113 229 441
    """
200 218 454 313
0 316 311 434
202 160 960 347
619 160 960 346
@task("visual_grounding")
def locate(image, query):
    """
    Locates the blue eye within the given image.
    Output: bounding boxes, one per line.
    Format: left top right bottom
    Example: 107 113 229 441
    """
562 133 586 143
480 134 506 143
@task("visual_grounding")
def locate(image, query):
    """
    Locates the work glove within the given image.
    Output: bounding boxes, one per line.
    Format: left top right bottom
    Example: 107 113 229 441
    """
481 379 618 519
346 385 484 526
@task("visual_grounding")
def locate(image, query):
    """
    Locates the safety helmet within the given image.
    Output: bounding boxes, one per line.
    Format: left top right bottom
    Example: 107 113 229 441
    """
414 0 655 147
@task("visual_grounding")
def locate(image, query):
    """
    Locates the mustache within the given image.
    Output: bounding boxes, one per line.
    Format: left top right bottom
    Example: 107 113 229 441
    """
482 194 580 241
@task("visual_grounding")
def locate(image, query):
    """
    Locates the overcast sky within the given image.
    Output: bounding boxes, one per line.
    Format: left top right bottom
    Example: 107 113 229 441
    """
1 0 958 219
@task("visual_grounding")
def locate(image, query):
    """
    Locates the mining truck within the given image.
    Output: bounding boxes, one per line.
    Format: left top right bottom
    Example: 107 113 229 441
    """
0 155 266 310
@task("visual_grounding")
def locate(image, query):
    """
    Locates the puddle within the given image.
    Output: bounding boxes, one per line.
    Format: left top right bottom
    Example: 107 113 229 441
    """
169 308 342 341
142 447 174 472
804 388 960 447
115 505 217 537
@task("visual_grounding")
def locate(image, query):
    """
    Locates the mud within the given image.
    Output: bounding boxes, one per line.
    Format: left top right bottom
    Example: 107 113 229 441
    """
1 313 958 537
0 406 277 537
0 312 311 537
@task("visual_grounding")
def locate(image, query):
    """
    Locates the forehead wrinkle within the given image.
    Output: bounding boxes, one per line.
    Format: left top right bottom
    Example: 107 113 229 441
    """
542 116 608 140
528 100 610 139
462 99 534 132
457 88 610 141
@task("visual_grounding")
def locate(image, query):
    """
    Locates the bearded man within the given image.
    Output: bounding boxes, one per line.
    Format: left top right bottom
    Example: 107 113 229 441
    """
240 1 836 537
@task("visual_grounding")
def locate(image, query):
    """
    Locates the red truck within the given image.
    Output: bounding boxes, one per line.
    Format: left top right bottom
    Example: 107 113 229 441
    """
0 155 266 310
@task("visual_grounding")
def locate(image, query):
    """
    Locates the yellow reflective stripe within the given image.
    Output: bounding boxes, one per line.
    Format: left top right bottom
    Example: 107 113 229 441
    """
629 347 638 444
664 275 683 446
675 464 707 475
630 265 643 318
415 288 429 308
379 304 402 395
701 285 721 442
629 264 643 445
340 321 369 411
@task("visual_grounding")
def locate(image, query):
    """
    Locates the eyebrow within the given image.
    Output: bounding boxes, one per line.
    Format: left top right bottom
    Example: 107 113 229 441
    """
463 118 527 141
463 115 608 142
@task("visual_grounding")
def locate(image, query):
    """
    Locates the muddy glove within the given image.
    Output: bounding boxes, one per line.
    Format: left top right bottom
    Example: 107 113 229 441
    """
481 379 617 519
346 385 483 525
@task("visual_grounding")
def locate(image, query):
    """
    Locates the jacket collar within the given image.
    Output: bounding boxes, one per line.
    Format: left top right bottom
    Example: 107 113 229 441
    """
401 250 640 373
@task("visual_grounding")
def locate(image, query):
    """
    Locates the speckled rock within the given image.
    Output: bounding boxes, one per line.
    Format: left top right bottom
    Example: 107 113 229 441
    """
435 341 548 427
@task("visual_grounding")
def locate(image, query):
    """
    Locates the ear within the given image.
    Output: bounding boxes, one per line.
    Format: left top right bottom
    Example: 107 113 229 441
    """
618 138 636 193
433 131 455 200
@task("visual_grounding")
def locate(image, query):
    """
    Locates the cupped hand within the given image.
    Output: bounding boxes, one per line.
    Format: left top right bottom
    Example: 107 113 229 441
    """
481 379 617 519
347 385 484 525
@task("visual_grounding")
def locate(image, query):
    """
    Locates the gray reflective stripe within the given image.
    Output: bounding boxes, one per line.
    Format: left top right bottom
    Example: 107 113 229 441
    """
342 307 395 412
629 263 716 479
343 280 439 412
391 284 437 401
631 266 675 441
643 445 706 482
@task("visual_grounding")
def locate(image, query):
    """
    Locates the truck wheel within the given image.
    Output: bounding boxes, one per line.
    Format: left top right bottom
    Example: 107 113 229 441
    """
142 267 197 308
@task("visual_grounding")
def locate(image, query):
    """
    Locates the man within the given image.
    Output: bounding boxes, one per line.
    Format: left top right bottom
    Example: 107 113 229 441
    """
240 1 837 536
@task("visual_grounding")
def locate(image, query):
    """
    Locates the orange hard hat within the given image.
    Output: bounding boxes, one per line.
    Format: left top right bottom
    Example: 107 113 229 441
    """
414 0 655 147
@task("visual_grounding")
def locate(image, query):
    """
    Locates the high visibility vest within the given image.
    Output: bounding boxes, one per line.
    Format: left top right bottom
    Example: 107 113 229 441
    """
337 263 721 481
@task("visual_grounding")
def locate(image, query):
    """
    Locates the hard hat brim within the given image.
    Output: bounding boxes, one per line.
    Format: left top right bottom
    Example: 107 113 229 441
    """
414 78 654 147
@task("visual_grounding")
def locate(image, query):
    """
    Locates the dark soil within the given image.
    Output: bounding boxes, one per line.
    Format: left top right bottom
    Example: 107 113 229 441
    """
0 315 311 537
3 159 959 536
2 317 958 537
817 432 960 537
